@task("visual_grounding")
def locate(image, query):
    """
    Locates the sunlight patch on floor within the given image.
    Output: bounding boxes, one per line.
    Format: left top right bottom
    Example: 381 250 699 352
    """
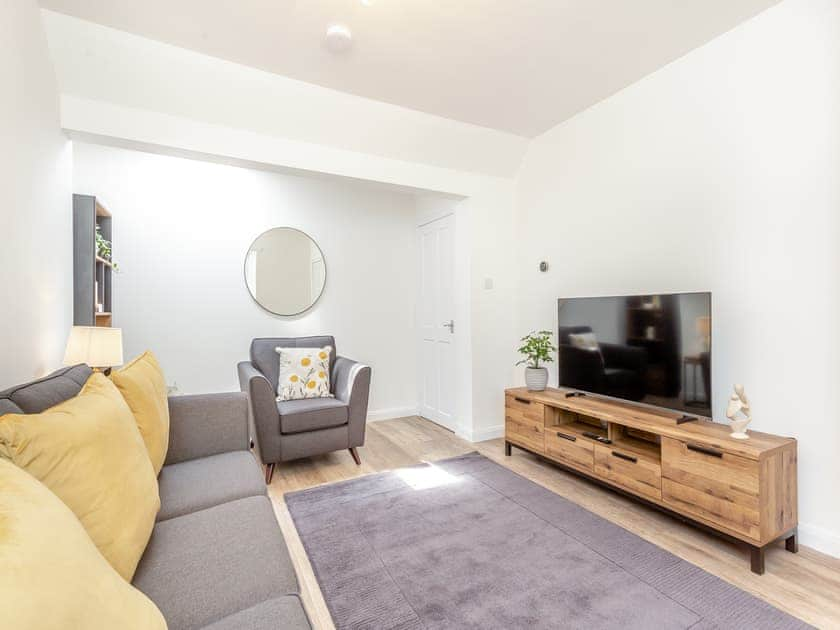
395 463 462 490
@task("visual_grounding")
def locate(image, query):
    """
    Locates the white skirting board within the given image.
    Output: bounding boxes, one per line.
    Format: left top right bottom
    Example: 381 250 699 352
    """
366 407 419 422
456 424 504 444
799 522 840 559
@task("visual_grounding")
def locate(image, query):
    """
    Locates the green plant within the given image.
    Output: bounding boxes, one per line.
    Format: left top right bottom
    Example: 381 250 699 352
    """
516 330 557 369
95 225 119 272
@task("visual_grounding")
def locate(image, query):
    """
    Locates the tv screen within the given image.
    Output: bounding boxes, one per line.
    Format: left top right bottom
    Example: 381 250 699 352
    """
557 292 711 417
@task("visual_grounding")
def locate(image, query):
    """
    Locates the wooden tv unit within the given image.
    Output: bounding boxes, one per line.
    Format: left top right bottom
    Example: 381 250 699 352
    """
504 387 798 574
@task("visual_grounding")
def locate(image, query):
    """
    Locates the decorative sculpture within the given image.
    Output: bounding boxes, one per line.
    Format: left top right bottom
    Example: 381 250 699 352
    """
726 384 752 440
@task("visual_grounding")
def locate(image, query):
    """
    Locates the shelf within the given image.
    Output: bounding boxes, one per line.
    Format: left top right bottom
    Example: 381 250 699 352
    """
95 200 111 218
610 436 661 465
95 256 114 269
94 312 111 318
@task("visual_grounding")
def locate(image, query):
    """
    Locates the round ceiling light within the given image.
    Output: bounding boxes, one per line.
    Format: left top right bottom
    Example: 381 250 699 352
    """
325 23 353 53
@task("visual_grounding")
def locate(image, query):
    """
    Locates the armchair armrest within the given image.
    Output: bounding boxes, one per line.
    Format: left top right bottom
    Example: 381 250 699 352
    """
165 392 249 466
332 357 372 448
238 361 279 465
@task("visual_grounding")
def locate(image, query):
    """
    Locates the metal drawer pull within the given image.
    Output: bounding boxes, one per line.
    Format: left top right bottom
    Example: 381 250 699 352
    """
555 431 576 442
612 451 637 464
514 397 531 404
687 443 723 458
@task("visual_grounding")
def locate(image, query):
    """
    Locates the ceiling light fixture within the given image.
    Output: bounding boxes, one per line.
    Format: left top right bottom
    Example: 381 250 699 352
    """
360 0 374 6
325 23 353 53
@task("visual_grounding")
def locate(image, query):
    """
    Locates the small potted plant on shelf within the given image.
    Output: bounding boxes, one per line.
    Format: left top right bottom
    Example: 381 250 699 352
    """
95 225 119 272
516 330 556 391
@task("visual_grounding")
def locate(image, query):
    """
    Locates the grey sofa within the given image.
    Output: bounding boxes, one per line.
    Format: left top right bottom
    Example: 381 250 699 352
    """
0 364 311 630
238 336 372 483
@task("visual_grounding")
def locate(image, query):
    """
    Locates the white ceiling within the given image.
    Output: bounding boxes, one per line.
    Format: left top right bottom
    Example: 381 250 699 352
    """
39 0 780 138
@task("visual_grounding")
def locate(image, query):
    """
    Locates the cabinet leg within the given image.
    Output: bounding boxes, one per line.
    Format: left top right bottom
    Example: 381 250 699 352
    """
785 530 799 553
750 545 765 575
505 441 512 456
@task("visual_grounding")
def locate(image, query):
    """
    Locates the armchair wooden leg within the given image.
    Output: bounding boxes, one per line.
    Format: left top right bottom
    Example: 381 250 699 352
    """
349 447 361 466
264 463 276 485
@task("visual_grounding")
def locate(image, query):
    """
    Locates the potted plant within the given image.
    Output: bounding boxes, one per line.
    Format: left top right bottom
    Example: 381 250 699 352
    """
95 225 119 272
516 330 556 391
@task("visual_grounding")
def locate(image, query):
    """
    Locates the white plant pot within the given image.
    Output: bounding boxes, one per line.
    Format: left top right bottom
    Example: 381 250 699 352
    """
525 367 548 392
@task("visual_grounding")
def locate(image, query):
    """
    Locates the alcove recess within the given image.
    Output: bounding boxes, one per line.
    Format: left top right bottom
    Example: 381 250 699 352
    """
72 194 113 327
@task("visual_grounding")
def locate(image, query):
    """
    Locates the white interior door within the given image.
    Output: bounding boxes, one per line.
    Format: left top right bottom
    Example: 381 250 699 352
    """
417 214 456 430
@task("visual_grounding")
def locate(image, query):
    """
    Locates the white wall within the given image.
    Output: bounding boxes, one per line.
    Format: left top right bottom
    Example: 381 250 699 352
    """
47 13 521 442
0 0 72 388
515 0 840 555
42 10 527 179
72 142 419 419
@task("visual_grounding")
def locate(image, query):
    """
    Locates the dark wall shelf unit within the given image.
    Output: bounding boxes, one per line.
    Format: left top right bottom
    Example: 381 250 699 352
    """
73 194 113 327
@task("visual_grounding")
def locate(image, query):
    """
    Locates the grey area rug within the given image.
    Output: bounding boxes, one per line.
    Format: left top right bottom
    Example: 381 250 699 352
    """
285 452 810 630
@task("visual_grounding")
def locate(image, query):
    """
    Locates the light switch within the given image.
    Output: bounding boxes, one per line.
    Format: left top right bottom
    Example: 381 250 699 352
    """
483 277 494 290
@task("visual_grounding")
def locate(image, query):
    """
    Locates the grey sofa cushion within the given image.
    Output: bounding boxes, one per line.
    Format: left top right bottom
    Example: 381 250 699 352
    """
278 397 348 434
157 451 266 521
250 336 336 395
0 364 92 414
201 596 311 630
133 496 299 630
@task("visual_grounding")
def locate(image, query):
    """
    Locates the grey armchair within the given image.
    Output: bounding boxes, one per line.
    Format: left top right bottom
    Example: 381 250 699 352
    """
238 336 372 483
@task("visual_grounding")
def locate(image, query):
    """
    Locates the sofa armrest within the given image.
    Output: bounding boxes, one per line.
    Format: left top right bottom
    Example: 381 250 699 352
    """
238 361 280 465
165 392 249 466
333 357 372 448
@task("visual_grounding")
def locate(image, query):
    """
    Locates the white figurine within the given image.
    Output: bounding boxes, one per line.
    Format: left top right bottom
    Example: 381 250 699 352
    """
726 384 751 440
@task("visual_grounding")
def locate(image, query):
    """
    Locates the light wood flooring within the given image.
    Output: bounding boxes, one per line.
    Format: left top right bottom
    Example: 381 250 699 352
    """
267 416 840 629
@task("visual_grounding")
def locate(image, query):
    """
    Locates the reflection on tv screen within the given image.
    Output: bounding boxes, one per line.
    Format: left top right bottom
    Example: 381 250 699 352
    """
557 293 711 417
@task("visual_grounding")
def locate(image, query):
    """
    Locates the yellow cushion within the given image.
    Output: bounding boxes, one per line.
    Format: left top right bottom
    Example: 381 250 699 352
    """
111 351 170 475
0 458 167 629
0 372 160 581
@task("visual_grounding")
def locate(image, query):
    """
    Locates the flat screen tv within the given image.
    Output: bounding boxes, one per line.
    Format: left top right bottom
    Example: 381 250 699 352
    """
557 292 711 417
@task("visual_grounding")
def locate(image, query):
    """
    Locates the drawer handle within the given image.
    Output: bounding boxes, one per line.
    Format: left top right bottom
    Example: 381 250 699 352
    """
583 431 612 444
514 397 531 404
555 431 576 442
612 451 637 464
687 443 723 458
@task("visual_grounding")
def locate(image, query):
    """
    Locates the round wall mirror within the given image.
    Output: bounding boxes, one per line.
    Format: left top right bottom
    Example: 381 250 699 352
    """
244 227 326 316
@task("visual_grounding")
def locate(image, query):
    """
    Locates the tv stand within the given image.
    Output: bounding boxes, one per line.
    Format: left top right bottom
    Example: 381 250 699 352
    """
504 386 798 574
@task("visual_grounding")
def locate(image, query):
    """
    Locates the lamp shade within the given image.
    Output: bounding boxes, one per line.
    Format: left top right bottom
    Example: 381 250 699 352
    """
63 327 124 368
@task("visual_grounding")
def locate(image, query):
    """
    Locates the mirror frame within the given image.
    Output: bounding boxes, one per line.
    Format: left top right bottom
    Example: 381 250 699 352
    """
243 226 327 316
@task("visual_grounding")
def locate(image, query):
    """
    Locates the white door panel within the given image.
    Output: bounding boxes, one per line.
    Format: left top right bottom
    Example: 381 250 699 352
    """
417 214 456 430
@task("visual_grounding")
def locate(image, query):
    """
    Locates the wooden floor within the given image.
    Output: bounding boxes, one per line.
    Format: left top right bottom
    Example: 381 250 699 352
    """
267 416 840 629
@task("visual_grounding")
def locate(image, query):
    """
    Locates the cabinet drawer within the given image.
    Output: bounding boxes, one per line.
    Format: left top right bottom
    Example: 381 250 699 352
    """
594 444 661 501
661 437 760 540
505 417 544 453
505 395 544 423
545 429 594 472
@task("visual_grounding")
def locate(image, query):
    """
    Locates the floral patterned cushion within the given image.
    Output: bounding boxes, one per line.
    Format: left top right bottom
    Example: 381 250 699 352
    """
275 346 333 401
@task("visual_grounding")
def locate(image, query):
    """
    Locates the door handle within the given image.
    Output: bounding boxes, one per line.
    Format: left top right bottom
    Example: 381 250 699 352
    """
442 320 455 333
687 443 723 458
611 451 637 464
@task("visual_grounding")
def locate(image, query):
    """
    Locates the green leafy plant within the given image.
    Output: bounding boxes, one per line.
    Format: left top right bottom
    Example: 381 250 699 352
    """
516 330 557 368
95 225 119 272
